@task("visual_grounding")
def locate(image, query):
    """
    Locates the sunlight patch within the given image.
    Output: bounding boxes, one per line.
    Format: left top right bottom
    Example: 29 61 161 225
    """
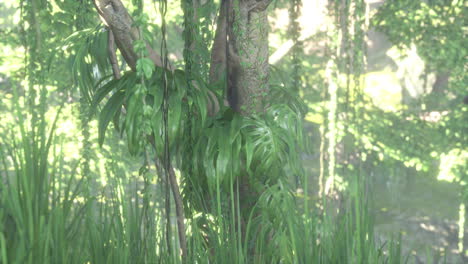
437 149 467 183
364 71 401 111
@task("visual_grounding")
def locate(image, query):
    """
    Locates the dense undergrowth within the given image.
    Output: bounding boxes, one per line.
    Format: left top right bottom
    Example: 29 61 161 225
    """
0 91 407 263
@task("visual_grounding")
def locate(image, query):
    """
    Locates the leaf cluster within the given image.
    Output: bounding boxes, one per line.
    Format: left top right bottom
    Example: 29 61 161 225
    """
373 0 467 73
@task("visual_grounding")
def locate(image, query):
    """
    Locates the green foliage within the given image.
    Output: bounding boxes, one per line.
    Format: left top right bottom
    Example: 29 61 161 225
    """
4 0 464 262
136 58 155 79
186 104 305 197
373 0 466 74
0 91 88 263
64 26 111 102
90 69 212 156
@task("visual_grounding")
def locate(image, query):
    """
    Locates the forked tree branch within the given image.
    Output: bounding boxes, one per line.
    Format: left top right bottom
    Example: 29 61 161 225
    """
95 0 220 115
93 0 171 71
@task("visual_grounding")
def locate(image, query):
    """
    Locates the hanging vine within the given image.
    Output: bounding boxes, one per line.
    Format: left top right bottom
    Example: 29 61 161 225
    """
288 0 303 95
351 0 367 175
76 0 94 193
181 0 196 217
159 0 188 260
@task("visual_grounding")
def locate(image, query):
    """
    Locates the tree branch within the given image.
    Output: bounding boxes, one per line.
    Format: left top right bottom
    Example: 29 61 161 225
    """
107 29 122 79
93 0 171 71
94 0 222 115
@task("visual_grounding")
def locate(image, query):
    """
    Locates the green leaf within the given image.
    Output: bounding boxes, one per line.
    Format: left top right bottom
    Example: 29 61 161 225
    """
151 111 164 153
136 58 154 79
91 72 137 113
112 103 122 132
91 78 119 111
133 40 146 54
173 70 188 91
142 28 154 43
216 127 231 181
245 136 254 171
170 103 182 139
98 90 125 146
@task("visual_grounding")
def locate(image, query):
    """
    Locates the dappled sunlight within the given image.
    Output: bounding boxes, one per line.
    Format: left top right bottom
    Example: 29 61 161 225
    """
372 164 466 261
458 203 465 254
0 45 24 74
56 119 77 136
364 43 440 112
364 70 402 111
437 148 467 183
387 44 435 99
325 174 347 194
363 42 447 112
375 210 465 259
269 0 328 64
418 110 449 123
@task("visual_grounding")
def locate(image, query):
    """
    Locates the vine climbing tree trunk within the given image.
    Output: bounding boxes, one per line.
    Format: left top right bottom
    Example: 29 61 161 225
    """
91 0 273 258
210 0 271 114
208 0 273 246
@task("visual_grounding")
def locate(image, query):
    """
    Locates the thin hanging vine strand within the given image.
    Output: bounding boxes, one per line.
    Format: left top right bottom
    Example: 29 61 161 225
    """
289 0 302 94
288 0 303 190
159 0 188 260
159 0 172 257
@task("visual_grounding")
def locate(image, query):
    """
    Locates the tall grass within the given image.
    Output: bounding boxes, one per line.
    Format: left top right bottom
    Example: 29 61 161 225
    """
0 89 87 263
0 90 407 263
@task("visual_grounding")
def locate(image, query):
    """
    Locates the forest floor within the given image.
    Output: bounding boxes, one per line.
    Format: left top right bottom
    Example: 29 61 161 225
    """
303 156 467 264
373 172 467 264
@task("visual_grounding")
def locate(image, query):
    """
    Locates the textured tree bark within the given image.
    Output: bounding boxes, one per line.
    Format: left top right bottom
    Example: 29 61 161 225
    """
228 0 271 114
107 29 121 79
93 0 170 71
210 0 271 114
209 0 272 254
209 0 228 85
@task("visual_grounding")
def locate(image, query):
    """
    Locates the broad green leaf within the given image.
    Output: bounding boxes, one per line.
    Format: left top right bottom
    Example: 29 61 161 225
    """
133 40 146 54
151 111 164 153
136 58 154 79
245 136 254 171
216 127 231 182
173 70 188 91
98 90 125 146
194 90 208 125
169 94 182 138
91 72 137 114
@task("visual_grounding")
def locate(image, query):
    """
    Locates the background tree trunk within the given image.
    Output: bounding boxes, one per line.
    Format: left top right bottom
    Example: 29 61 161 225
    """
226 0 271 114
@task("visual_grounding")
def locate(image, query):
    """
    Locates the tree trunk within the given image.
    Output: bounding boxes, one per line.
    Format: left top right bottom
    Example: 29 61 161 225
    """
209 0 272 252
226 0 270 114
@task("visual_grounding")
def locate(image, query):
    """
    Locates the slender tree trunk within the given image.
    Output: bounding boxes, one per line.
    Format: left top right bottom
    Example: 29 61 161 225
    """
207 1 273 256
